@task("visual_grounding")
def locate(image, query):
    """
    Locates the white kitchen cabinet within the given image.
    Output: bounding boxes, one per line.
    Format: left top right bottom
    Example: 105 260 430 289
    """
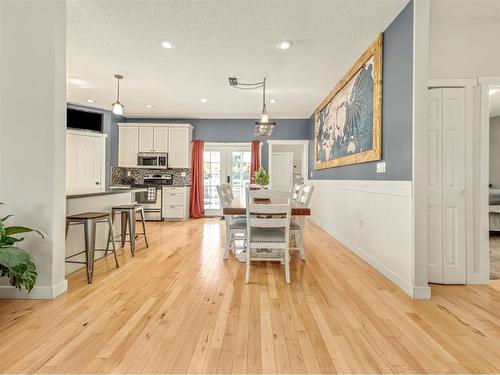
138 127 154 152
162 186 190 221
118 125 139 167
118 124 191 169
168 127 192 168
66 130 106 191
139 126 168 153
154 127 168 152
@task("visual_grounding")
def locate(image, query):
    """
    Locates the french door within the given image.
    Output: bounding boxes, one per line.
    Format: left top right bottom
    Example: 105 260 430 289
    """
204 145 251 216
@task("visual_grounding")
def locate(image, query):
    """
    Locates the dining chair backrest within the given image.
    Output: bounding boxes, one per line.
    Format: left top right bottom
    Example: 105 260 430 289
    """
245 188 292 232
292 183 304 202
298 184 315 207
222 183 234 200
216 185 231 208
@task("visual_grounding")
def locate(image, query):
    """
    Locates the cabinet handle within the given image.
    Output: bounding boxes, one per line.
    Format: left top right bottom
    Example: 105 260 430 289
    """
170 205 175 208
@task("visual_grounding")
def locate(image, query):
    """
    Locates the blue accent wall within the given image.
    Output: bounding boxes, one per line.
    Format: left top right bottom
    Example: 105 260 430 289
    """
308 0 413 181
127 118 309 169
67 104 126 186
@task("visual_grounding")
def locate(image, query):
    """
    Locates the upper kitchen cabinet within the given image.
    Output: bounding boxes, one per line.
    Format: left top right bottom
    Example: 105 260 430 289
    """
118 124 139 167
118 124 192 168
153 127 168 152
138 126 168 153
138 127 154 152
168 127 192 168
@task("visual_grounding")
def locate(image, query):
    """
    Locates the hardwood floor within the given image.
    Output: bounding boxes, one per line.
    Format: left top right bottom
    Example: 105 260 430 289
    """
0 218 499 374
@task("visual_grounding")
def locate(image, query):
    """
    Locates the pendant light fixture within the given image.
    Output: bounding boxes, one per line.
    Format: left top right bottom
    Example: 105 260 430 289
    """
229 76 276 137
111 74 124 115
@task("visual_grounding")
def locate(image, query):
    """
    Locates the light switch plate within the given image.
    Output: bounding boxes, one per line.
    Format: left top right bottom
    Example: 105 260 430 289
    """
376 162 386 173
181 172 186 177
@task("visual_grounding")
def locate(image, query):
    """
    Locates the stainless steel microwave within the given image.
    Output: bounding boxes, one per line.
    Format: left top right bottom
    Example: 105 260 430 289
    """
137 152 168 168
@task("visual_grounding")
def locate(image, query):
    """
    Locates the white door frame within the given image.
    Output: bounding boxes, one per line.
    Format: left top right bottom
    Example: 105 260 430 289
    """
427 79 476 284
478 76 500 283
267 140 309 186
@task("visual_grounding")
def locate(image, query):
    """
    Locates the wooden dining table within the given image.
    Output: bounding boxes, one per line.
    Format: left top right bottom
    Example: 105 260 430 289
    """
222 196 311 216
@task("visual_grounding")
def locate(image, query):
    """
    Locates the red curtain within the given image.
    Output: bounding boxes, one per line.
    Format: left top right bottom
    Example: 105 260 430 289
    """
189 140 205 218
250 140 261 181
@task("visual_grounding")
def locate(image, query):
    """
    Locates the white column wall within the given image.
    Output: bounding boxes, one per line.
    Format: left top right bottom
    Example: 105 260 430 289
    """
0 0 67 298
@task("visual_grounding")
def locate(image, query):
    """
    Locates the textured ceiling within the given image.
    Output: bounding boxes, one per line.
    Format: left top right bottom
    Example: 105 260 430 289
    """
67 0 409 118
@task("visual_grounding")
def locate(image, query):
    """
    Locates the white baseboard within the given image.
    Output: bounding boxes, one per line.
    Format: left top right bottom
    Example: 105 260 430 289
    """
0 279 67 299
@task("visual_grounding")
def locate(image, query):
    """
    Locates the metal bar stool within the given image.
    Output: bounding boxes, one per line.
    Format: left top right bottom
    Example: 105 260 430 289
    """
65 212 119 284
107 204 149 256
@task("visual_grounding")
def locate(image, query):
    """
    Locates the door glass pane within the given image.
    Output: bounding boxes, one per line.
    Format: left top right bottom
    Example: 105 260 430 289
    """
231 151 251 199
204 151 222 211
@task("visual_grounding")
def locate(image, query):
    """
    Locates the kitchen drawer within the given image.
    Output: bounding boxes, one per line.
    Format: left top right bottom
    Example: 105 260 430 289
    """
162 186 185 195
162 205 185 218
162 193 184 205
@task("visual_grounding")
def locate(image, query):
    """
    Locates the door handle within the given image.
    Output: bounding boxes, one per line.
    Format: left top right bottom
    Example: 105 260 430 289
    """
227 176 230 183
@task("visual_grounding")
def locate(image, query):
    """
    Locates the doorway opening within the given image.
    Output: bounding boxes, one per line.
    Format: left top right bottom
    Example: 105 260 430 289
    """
203 143 253 216
487 83 500 280
268 140 309 193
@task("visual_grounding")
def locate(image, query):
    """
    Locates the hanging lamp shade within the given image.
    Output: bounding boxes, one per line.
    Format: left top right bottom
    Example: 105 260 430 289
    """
111 74 124 115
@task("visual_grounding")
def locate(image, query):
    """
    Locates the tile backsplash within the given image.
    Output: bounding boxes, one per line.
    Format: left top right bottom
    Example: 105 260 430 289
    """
112 166 191 186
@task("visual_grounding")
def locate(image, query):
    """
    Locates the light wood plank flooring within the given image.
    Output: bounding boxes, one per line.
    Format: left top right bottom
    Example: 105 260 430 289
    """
0 218 499 374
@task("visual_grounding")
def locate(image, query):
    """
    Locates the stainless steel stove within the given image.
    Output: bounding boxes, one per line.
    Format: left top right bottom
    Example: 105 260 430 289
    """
133 174 173 221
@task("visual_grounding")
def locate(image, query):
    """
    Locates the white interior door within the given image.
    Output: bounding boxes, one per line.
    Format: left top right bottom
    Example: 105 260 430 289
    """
271 152 294 192
427 88 466 284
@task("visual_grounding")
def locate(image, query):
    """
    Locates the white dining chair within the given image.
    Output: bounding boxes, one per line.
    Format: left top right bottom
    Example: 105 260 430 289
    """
290 184 314 260
217 185 246 259
245 188 293 284
292 183 304 202
221 183 234 200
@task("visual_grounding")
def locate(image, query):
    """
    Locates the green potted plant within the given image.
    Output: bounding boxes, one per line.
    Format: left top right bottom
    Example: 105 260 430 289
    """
0 204 42 292
253 167 270 188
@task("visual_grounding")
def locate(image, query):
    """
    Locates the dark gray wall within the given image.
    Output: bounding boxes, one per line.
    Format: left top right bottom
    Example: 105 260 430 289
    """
128 118 309 169
308 0 413 181
67 104 126 186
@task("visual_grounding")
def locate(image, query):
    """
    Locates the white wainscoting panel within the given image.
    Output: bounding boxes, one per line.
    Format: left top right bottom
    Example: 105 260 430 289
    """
307 180 416 297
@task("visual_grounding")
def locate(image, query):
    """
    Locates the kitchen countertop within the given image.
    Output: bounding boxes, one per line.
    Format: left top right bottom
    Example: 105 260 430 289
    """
66 187 146 200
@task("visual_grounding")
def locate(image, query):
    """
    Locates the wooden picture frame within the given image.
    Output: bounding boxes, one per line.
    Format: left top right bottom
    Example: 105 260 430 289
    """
314 34 383 170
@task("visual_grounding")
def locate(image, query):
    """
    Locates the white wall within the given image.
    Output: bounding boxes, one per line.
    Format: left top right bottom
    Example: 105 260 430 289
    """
489 116 500 187
308 181 416 296
429 2 500 78
0 0 67 298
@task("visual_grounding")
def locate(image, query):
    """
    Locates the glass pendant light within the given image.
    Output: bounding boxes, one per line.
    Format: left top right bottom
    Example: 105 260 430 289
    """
111 74 124 115
254 78 276 137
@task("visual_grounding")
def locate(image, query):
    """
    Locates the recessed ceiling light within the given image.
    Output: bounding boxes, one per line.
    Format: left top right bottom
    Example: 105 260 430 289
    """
200 98 208 103
490 88 500 96
145 104 154 109
277 40 293 50
86 98 95 103
270 99 277 104
161 41 173 49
